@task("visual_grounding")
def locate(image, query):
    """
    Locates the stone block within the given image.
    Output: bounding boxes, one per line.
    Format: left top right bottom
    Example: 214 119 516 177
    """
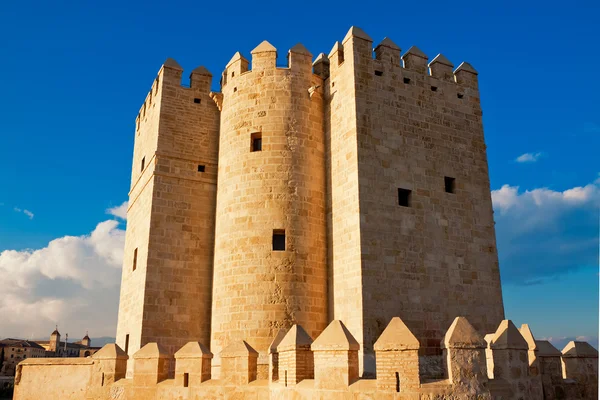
174 341 213 387
442 316 488 393
374 317 420 393
92 343 128 386
220 341 259 385
277 325 314 386
311 320 359 390
269 329 286 383
132 343 170 386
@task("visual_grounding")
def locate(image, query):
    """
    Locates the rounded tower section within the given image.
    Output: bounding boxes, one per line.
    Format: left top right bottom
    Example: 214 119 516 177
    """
211 41 328 377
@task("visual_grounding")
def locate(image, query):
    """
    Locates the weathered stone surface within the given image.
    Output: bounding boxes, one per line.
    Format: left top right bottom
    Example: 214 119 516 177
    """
374 317 420 351
277 325 313 352
311 320 359 351
443 316 486 349
536 340 561 357
491 320 528 350
174 342 212 359
562 341 600 358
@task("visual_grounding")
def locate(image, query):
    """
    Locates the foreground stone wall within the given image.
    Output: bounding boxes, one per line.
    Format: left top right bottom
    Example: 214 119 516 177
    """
13 317 598 400
13 358 94 400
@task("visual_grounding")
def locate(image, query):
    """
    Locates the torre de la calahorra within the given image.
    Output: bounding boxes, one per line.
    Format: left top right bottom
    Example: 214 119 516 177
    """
14 26 598 400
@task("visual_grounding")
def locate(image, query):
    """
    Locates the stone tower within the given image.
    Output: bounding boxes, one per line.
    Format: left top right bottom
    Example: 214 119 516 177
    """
116 26 504 378
49 327 60 352
325 27 504 374
115 58 220 374
210 41 329 378
81 332 91 347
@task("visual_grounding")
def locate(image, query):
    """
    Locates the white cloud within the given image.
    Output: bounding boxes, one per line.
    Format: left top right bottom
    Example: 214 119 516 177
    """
515 152 543 163
12 207 34 219
541 336 599 351
492 179 600 283
0 205 126 339
106 201 128 220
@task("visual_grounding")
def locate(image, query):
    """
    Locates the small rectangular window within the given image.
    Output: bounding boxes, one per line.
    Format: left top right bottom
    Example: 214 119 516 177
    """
398 188 411 207
457 93 464 99
141 157 145 172
403 77 411 84
133 248 138 271
198 165 205 172
183 372 189 387
251 133 262 152
273 229 285 251
124 334 129 355
431 86 438 92
445 176 456 194
374 70 383 76
193 98 201 104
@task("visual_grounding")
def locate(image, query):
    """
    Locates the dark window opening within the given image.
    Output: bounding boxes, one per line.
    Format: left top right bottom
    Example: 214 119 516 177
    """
198 165 205 172
457 93 464 99
375 70 383 76
101 373 105 386
398 188 412 207
124 334 130 355
332 81 335 87
133 248 138 271
396 372 400 392
285 370 288 387
233 87 237 92
183 373 189 387
251 133 262 152
193 98 201 104
431 86 438 92
445 176 456 194
141 157 145 172
403 77 411 84
273 229 285 251
231 71 235 77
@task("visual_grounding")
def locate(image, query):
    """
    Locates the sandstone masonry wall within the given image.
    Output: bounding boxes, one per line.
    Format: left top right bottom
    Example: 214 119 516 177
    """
116 60 220 374
211 43 328 378
325 28 504 375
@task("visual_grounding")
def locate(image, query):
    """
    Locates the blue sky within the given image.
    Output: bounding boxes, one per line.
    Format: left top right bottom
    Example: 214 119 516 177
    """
0 0 598 346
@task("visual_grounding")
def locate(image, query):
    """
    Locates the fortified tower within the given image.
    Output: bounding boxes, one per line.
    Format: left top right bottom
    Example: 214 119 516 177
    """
325 27 504 373
49 327 60 353
210 41 329 377
115 58 220 374
115 26 504 378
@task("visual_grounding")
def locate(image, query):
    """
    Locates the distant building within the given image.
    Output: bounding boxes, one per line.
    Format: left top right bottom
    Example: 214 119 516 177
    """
0 328 100 377
0 339 45 376
34 328 100 358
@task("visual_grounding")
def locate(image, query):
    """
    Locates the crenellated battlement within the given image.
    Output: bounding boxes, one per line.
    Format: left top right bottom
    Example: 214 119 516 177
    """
324 26 480 101
220 40 318 97
13 316 598 399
